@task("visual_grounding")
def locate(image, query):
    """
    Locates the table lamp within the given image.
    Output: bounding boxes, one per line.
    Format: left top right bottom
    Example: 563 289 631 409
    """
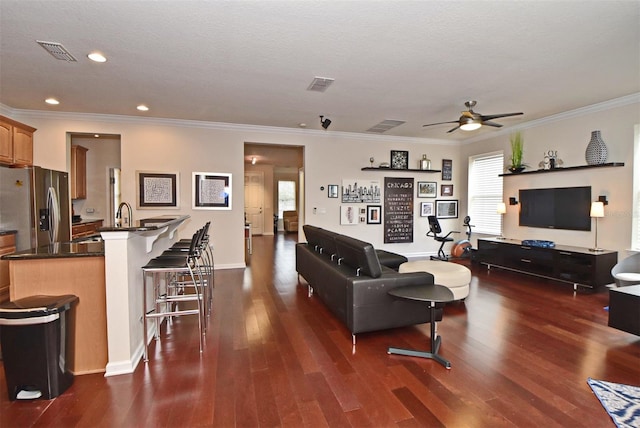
589 201 605 252
496 202 507 239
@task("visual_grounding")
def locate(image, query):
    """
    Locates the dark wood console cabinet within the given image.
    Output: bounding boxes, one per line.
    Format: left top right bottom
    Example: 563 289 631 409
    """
476 238 617 290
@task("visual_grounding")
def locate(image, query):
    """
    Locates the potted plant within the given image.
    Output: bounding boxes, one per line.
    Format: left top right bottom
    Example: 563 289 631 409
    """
508 131 526 173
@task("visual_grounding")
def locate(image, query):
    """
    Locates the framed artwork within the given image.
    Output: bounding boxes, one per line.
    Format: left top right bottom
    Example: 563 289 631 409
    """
442 159 453 180
328 184 339 198
417 181 437 198
340 205 359 225
436 199 458 219
341 179 381 203
390 150 409 170
441 184 453 197
367 205 382 224
192 172 232 210
420 201 434 217
137 171 179 209
359 216 366 224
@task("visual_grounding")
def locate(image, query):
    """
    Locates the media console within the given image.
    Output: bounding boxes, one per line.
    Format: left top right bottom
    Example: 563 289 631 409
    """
476 238 617 291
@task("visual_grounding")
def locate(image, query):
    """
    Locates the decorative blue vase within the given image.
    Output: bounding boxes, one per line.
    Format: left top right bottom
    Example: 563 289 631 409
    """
585 130 608 165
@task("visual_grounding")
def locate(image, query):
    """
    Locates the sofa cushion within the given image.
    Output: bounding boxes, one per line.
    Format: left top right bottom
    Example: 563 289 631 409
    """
334 235 382 278
302 225 323 251
317 228 339 257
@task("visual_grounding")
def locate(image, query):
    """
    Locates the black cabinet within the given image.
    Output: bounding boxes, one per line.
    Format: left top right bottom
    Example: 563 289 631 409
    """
477 238 617 290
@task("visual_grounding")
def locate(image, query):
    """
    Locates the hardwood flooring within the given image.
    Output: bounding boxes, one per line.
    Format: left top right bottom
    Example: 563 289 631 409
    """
1 233 639 427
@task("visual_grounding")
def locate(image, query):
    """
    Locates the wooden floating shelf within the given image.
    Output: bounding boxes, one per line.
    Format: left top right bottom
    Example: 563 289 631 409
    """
499 162 624 177
361 167 441 173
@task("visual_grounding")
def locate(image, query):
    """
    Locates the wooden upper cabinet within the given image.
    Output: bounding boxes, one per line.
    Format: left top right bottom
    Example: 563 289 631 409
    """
0 115 35 166
71 144 88 199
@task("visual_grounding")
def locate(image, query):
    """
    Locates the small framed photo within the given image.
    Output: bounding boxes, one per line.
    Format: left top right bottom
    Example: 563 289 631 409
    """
359 216 366 224
441 184 453 197
420 201 434 217
340 205 359 225
390 150 409 169
436 199 458 219
137 171 179 209
367 205 382 224
417 181 437 198
328 184 339 198
192 172 232 209
442 159 453 181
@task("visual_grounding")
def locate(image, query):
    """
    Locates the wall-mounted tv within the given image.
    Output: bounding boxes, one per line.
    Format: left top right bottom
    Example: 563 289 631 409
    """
519 186 592 231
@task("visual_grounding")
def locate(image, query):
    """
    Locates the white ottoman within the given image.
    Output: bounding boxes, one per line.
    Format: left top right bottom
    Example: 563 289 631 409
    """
399 260 471 300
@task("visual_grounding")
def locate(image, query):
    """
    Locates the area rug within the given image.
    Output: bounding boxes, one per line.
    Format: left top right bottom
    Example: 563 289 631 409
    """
587 378 640 428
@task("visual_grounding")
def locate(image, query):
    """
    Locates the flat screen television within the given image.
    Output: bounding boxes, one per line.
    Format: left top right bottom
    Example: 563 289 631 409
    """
519 186 592 231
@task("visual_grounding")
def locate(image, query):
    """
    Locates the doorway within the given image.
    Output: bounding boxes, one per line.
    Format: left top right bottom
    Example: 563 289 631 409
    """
243 143 304 237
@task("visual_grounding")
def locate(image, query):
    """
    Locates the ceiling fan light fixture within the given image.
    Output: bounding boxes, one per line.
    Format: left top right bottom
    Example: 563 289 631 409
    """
460 117 482 131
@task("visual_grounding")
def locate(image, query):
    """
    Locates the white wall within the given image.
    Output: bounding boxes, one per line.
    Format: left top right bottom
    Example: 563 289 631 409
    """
460 99 640 257
7 95 638 266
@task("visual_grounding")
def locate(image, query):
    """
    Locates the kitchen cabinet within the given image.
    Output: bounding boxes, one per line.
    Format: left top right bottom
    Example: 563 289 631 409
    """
0 233 17 303
72 219 103 239
0 115 36 166
71 144 88 199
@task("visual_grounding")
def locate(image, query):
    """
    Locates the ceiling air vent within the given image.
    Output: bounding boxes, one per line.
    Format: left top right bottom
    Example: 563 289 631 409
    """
367 120 406 133
307 77 334 92
36 41 77 62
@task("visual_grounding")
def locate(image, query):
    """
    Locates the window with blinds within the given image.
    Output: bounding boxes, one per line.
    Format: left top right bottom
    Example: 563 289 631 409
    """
468 152 504 235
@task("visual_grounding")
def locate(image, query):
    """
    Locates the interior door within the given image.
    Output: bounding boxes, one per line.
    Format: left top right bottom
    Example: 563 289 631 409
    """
244 171 264 235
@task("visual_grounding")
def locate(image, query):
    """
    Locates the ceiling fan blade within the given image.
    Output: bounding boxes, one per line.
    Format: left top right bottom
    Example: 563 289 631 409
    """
482 121 503 128
480 112 523 121
447 125 460 133
422 120 459 127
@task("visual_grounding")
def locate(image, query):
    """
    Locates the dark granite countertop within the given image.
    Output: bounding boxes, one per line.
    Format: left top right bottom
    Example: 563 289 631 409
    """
1 241 104 260
0 230 17 236
99 215 189 233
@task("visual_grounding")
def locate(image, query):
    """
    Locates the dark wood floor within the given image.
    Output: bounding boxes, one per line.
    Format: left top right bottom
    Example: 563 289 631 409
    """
1 233 639 427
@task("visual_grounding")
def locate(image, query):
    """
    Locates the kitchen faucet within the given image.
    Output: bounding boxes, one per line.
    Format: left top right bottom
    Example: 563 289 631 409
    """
116 202 133 227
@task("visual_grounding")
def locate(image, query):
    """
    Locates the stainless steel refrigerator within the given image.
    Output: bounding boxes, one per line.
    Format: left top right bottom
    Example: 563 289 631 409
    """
0 166 70 250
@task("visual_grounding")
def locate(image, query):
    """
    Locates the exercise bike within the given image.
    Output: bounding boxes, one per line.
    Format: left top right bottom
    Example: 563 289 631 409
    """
451 216 474 258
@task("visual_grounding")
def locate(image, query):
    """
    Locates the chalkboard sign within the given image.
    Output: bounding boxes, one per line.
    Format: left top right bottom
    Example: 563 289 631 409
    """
384 177 414 243
442 159 452 181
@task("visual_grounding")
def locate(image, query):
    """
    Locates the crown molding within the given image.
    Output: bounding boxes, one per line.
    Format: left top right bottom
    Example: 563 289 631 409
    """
461 92 640 145
0 104 453 146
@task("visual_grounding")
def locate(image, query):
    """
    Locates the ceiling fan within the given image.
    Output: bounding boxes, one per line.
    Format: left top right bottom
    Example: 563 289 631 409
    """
423 101 523 133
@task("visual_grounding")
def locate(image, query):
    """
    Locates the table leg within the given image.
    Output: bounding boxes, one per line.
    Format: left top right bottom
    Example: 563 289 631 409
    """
387 302 451 369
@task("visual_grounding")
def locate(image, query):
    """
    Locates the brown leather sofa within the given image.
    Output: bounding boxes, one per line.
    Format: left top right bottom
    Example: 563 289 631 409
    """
296 225 442 343
283 210 298 232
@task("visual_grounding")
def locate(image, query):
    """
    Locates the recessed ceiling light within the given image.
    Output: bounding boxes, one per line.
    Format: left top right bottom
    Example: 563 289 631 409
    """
45 98 59 105
94 134 100 138
137 105 149 111
88 52 107 63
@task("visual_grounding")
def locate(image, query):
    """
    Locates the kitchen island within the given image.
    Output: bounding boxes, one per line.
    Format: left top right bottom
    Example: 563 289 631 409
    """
3 215 190 377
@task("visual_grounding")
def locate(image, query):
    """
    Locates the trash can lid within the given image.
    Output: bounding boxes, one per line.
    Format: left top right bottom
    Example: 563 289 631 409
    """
0 294 79 319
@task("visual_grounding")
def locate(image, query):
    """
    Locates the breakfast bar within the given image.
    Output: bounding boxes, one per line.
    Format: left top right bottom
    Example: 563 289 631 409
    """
99 215 189 376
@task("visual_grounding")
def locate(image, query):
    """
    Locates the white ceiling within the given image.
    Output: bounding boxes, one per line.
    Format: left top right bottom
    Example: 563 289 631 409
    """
1 1 638 141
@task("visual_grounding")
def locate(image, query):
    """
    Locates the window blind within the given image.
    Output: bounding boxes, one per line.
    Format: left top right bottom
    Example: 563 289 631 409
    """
468 152 504 235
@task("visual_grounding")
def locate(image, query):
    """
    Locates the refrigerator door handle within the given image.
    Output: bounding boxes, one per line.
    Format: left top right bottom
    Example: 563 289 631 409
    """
47 186 61 243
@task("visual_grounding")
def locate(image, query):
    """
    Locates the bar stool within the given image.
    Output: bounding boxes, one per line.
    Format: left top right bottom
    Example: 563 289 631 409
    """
141 230 205 362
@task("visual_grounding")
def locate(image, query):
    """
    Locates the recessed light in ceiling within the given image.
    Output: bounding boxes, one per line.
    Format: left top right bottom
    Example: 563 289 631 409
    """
307 77 335 92
87 52 107 63
36 41 77 62
45 98 60 105
366 119 406 133
137 105 149 111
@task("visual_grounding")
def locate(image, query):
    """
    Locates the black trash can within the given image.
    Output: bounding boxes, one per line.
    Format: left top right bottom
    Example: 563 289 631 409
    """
0 294 78 400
